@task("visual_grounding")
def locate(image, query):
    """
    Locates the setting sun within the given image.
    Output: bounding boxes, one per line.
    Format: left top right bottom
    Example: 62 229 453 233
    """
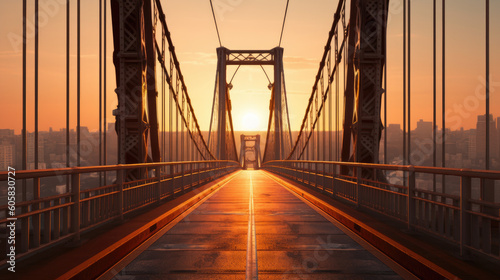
241 112 261 131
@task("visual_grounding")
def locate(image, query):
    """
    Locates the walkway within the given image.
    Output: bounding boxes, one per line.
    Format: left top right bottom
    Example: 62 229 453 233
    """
106 171 407 279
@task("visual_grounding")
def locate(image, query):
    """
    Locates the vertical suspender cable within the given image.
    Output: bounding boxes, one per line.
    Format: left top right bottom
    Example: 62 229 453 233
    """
77 0 81 167
329 46 333 162
21 0 28 253
341 8 345 163
162 27 166 165
408 0 411 164
176 81 179 164
485 0 490 170
403 0 406 169
383 0 387 165
22 0 27 200
442 0 446 182
104 0 107 183
35 0 39 170
169 58 173 163
99 0 102 185
66 0 70 190
384 46 387 164
432 0 436 192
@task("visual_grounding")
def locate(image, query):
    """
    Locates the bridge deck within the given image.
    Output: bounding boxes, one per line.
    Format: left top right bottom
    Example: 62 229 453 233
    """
105 170 407 279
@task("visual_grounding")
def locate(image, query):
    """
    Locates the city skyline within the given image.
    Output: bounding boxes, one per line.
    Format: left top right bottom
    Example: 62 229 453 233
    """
2 112 500 171
1 0 500 134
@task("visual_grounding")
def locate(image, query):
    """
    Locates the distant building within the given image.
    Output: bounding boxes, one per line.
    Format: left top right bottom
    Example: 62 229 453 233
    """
414 119 433 139
27 133 45 168
0 141 15 170
0 129 14 138
476 114 498 162
386 124 402 138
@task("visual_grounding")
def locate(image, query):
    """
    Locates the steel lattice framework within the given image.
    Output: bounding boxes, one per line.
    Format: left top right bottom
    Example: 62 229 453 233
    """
111 0 157 180
111 0 216 181
208 47 292 162
345 0 388 178
240 134 262 169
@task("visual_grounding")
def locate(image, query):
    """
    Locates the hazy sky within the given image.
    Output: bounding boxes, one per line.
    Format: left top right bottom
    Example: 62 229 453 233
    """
0 0 499 134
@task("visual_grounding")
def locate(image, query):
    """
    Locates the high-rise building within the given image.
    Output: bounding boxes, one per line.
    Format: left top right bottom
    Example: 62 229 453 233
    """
475 114 498 163
27 132 45 168
0 141 14 170
468 129 476 160
0 129 14 138
414 119 433 139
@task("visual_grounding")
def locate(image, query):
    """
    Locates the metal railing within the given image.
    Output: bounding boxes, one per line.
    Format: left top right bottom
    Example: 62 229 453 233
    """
263 160 500 262
0 160 239 265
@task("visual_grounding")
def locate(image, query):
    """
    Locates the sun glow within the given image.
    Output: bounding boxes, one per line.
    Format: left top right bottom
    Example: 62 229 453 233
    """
241 112 261 131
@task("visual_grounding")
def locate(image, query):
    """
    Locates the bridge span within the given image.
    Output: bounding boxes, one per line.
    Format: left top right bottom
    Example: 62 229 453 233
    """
3 170 497 280
102 170 407 279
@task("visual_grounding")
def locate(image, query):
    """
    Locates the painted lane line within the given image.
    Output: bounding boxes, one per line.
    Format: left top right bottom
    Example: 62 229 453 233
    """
246 172 258 280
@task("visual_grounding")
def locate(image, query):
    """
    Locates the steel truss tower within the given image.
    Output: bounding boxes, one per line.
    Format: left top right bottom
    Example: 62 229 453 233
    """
240 134 262 169
211 47 291 161
343 0 388 179
111 0 160 180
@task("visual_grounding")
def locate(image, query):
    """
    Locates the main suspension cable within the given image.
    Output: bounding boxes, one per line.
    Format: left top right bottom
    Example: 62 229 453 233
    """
209 0 222 47
278 0 290 47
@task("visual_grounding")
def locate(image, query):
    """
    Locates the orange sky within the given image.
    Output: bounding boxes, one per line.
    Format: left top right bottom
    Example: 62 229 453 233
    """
0 0 499 134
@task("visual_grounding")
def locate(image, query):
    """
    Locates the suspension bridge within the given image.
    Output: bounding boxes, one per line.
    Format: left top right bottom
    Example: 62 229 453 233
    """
1 0 499 279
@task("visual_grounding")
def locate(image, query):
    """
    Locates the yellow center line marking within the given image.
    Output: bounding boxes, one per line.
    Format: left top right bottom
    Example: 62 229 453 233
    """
246 172 258 279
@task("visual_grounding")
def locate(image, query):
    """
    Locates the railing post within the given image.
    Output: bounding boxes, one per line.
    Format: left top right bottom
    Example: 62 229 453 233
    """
460 175 471 257
322 163 326 193
190 162 193 188
407 166 416 230
302 162 305 184
181 163 185 193
356 166 361 207
32 177 41 248
170 164 175 197
156 166 162 202
71 173 81 242
117 169 124 221
314 162 318 189
198 162 201 185
332 163 337 197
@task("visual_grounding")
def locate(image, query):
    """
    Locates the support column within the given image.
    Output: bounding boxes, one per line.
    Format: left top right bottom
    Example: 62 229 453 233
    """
273 47 284 160
217 47 227 160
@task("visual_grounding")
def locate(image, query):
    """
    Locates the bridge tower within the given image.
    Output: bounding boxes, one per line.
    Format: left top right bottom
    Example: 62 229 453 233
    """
208 47 292 162
110 0 161 180
342 0 388 178
240 135 262 169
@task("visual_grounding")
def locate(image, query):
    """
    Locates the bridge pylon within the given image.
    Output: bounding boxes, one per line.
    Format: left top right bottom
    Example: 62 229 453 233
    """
240 134 262 169
111 0 160 180
342 0 388 180
208 47 292 162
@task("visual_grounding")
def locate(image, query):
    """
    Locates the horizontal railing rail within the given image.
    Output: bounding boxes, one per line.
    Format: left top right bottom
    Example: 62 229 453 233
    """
263 160 500 262
0 160 239 266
